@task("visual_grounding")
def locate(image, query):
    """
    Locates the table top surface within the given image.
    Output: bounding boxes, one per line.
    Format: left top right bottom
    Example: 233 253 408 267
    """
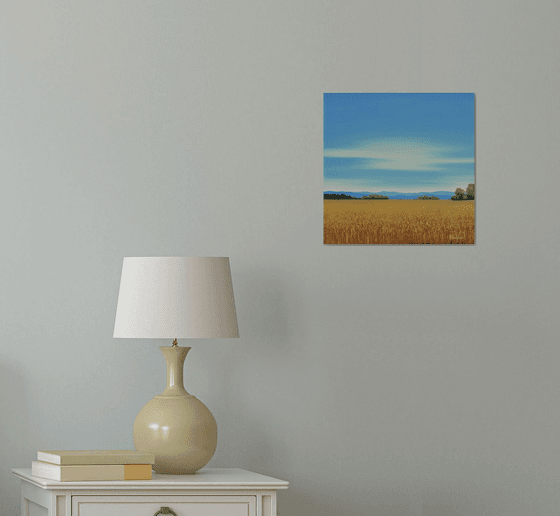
12 467 289 490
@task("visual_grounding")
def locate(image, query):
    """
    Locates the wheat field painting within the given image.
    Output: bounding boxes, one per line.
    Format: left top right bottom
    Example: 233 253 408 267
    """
323 93 475 245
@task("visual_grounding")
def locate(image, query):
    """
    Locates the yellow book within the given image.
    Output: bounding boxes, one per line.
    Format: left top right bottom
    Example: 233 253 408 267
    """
37 450 155 465
31 461 152 481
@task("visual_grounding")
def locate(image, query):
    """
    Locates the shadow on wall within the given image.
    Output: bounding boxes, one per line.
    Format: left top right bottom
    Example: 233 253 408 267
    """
235 264 292 354
0 358 31 516
207 264 296 473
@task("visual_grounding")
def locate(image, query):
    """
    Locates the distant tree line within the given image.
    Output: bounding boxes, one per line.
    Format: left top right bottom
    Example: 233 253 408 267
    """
323 193 388 200
324 193 357 200
324 184 475 201
451 184 475 200
361 194 388 200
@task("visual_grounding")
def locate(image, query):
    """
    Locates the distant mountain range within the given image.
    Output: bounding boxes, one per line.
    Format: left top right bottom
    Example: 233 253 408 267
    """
324 190 456 200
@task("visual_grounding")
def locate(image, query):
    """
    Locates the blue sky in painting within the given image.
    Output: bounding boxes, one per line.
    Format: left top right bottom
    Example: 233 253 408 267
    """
324 93 475 193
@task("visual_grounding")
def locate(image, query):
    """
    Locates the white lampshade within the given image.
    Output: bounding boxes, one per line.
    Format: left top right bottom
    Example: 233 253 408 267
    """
113 257 239 339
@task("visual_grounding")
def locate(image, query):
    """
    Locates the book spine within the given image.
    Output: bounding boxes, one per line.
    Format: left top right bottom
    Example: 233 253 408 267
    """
124 464 152 480
37 451 155 465
31 462 152 481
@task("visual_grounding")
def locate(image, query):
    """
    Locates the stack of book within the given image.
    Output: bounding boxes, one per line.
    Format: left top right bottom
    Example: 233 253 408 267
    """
31 450 155 481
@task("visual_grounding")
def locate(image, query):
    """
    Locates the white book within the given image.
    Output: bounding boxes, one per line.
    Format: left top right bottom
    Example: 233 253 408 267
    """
31 461 152 481
37 449 155 465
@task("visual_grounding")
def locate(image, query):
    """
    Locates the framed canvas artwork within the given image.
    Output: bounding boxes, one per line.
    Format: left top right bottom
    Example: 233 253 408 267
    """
323 93 475 245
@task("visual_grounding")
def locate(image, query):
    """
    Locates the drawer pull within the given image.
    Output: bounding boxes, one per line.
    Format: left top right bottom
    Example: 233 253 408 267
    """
154 508 177 516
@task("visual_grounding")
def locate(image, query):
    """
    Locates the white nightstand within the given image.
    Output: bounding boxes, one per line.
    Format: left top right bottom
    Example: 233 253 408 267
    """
12 467 289 516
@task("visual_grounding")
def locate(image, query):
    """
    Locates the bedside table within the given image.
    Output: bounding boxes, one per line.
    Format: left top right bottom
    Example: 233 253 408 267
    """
12 467 289 516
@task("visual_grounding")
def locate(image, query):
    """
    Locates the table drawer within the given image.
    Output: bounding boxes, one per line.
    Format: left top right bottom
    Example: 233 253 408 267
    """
72 495 256 516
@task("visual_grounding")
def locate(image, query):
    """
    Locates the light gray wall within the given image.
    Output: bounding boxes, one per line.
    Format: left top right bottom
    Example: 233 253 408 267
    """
1 1 559 515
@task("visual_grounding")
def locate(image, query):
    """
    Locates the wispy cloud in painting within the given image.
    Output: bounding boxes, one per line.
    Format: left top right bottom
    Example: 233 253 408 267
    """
324 138 474 172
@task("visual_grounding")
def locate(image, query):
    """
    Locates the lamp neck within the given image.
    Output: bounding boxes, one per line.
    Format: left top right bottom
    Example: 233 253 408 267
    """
159 346 191 396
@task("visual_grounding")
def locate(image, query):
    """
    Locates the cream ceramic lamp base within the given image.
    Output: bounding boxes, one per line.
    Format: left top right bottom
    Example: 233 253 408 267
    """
133 346 217 474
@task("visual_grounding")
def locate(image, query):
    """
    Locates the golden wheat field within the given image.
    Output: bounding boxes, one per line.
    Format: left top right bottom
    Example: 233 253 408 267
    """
324 200 475 245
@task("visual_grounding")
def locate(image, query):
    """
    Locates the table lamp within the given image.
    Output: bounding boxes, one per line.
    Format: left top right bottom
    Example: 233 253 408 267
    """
113 257 239 474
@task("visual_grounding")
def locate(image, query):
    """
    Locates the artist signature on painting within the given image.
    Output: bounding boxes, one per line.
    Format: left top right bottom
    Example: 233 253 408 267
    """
449 234 465 239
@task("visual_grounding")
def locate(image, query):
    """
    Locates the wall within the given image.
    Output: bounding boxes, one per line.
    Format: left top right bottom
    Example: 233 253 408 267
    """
1 1 560 515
